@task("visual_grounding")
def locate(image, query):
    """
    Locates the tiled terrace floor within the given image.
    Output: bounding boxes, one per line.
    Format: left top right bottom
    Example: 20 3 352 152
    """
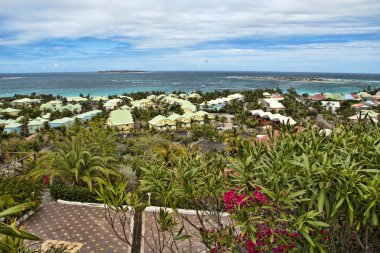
25 203 131 253
25 202 229 252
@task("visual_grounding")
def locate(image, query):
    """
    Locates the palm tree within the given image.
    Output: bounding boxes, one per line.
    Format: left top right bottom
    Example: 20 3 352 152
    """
30 136 120 190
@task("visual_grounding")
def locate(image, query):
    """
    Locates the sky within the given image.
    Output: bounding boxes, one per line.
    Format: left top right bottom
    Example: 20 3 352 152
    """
0 0 380 73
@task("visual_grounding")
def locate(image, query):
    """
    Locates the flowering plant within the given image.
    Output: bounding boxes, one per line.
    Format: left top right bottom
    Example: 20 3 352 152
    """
205 187 329 253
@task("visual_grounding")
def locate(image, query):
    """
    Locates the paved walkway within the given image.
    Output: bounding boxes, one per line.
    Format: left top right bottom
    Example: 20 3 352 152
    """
143 212 206 253
25 203 130 253
25 202 229 252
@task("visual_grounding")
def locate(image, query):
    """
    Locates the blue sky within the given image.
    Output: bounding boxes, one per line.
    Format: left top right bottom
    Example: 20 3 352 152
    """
0 0 380 73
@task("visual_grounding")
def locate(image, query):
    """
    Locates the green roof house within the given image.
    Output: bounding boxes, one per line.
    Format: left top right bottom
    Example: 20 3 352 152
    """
67 97 88 102
1 108 20 117
148 115 176 131
11 98 41 107
49 117 75 128
28 118 48 134
163 96 196 113
107 109 134 132
40 100 63 111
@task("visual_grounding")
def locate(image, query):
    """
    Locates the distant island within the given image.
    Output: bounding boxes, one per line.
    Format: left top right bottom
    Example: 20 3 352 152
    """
97 70 147 74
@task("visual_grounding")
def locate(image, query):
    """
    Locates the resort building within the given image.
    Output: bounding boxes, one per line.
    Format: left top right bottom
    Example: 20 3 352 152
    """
167 113 191 128
119 95 133 101
163 96 197 113
363 100 378 108
149 115 176 131
107 109 134 132
148 111 213 131
62 104 82 113
188 93 202 100
178 93 188 99
351 103 370 110
28 118 48 134
0 119 22 134
131 99 154 109
91 96 108 106
321 101 340 112
349 110 379 123
271 94 285 101
42 113 51 120
372 91 380 100
103 98 122 110
357 92 372 100
185 110 214 124
119 105 131 110
16 116 25 123
41 101 81 113
67 97 88 102
40 100 63 111
201 93 244 111
227 93 244 100
49 117 75 128
4 122 22 134
251 110 296 126
147 95 157 101
10 98 41 107
91 96 108 102
1 108 21 117
259 98 285 111
157 94 167 100
74 110 102 122
323 93 343 100
263 92 272 98
309 93 325 101
344 94 360 100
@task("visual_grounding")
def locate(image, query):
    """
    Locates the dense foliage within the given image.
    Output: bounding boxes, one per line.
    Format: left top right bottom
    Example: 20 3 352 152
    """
50 181 98 203
135 123 380 252
0 177 43 212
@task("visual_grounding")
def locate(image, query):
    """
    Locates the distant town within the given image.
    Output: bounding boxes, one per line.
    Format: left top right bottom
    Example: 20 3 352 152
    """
1 87 380 252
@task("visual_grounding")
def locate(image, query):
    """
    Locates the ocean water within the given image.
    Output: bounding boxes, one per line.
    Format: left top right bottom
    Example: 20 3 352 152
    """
0 71 380 98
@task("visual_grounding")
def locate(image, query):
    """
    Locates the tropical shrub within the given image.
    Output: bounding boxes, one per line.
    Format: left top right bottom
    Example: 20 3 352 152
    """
139 123 380 252
228 123 380 252
0 177 43 211
50 181 98 203
0 203 40 252
30 136 120 190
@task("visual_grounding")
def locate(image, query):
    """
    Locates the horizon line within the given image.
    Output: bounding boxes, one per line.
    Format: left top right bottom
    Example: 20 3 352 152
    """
1 70 380 75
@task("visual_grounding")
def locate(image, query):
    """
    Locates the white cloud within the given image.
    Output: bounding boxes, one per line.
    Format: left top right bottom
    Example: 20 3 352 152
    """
0 0 379 48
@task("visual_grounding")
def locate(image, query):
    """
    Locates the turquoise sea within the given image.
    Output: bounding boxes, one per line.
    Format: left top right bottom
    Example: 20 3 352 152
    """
0 71 380 97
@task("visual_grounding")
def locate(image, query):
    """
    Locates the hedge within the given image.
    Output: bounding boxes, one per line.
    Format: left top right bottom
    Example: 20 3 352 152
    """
50 182 99 203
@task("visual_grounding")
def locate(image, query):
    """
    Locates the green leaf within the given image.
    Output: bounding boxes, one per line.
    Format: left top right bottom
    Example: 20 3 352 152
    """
318 188 325 213
316 242 326 253
269 233 274 243
300 230 315 247
175 235 191 241
0 202 34 218
372 211 378 226
307 221 330 228
331 197 345 217
0 242 12 251
288 190 307 200
0 226 40 241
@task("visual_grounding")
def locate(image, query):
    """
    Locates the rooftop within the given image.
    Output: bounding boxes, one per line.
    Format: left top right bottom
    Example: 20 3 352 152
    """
107 109 134 126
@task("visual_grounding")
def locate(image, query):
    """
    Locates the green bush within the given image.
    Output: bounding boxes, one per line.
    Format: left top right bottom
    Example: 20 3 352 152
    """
0 177 43 209
50 182 98 203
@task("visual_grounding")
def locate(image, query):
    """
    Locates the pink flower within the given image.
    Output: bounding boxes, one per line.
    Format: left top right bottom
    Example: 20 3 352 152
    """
273 244 287 253
224 190 239 210
43 175 50 185
254 191 268 205
289 232 301 238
